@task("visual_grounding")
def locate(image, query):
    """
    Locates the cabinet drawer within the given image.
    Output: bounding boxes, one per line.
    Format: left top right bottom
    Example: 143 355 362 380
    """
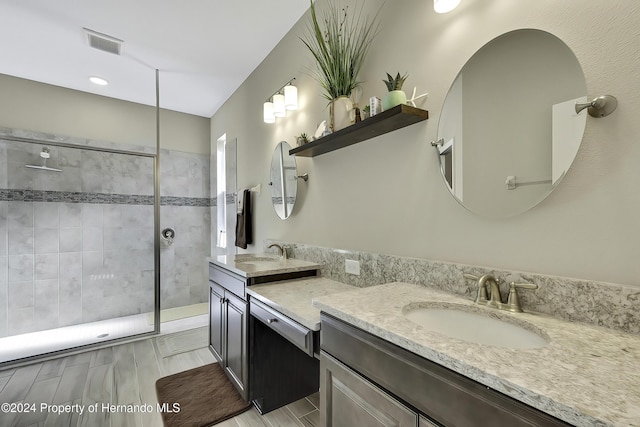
209 264 245 298
250 299 313 356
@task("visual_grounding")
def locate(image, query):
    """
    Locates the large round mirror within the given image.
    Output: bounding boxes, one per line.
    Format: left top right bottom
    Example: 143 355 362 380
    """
436 29 587 218
269 141 299 219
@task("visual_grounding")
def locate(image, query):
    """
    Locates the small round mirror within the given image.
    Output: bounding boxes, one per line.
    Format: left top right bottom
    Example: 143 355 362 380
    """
269 141 298 219
436 29 587 218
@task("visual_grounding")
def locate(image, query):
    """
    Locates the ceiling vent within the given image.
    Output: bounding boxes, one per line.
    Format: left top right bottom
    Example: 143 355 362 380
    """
84 28 123 55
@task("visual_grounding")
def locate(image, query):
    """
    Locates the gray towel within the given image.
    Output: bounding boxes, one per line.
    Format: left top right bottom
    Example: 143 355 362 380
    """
235 189 252 249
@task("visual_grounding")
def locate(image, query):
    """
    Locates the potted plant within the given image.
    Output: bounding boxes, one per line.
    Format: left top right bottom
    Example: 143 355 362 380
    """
361 104 371 120
300 0 381 131
296 132 311 146
382 72 408 110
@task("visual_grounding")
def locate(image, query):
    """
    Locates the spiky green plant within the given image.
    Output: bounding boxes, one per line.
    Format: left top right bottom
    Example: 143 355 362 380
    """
383 72 408 92
300 0 381 102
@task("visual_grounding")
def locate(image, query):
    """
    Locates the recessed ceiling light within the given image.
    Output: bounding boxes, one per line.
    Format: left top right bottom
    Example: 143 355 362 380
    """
89 76 109 86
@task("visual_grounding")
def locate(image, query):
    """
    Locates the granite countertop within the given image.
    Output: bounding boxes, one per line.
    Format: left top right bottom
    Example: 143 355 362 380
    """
208 253 321 278
313 282 640 427
246 277 355 331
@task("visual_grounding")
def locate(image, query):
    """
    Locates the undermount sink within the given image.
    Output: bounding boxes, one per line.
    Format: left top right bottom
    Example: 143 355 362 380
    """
234 255 283 267
403 303 549 349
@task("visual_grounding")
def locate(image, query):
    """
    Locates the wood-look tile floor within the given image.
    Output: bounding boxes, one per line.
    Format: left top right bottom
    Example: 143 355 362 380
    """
0 329 320 427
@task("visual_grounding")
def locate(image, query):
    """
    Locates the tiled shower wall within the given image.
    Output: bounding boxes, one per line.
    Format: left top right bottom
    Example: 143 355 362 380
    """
159 148 210 309
0 129 211 338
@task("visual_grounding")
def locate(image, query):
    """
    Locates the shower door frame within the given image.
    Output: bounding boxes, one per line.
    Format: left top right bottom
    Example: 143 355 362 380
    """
0 135 161 366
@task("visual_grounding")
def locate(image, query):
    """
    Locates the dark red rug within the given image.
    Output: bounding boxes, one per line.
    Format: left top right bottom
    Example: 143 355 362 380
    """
155 363 251 427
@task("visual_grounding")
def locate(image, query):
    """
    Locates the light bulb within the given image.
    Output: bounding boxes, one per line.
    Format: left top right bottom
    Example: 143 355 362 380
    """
434 0 460 13
273 93 286 117
284 85 298 111
263 101 275 123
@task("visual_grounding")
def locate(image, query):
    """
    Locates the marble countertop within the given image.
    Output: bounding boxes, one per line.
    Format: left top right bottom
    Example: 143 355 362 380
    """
246 277 355 331
313 282 640 427
208 253 321 278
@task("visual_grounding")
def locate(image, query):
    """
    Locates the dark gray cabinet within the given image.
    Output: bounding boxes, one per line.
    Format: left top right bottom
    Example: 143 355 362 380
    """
321 314 571 427
224 290 248 397
208 283 224 361
208 261 319 403
321 352 418 427
208 267 249 400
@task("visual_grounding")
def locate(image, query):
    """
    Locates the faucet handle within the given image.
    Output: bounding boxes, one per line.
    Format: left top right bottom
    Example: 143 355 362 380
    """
505 282 538 313
463 273 479 281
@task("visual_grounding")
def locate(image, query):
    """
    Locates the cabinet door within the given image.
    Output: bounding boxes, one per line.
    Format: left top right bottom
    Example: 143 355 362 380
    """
320 352 418 427
419 415 438 427
225 291 249 400
209 282 225 362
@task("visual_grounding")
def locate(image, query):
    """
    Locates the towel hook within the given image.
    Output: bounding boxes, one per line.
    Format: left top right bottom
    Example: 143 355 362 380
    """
575 95 617 118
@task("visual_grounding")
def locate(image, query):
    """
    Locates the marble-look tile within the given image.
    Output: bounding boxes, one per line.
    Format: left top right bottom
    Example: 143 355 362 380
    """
82 226 103 252
35 253 59 280
34 279 59 330
0 227 6 257
59 227 82 252
8 255 33 282
7 306 34 335
34 202 60 228
59 203 82 227
0 202 7 229
8 227 34 255
35 227 59 254
82 204 103 228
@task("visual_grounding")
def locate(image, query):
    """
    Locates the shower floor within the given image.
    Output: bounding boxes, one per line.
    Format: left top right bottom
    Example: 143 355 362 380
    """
0 304 208 364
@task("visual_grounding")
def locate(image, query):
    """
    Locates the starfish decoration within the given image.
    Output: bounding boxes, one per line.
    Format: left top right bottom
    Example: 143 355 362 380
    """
406 87 428 107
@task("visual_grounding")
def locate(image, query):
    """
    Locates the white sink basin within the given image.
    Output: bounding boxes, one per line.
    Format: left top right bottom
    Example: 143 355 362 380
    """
403 304 549 349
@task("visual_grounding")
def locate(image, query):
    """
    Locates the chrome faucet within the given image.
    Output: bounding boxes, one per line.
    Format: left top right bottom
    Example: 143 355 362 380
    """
267 243 288 259
463 273 537 313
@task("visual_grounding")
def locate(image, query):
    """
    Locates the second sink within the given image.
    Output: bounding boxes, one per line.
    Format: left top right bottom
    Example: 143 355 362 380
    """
403 303 549 349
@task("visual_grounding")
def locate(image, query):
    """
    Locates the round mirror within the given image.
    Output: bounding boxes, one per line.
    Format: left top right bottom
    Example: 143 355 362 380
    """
269 141 298 219
436 29 587 218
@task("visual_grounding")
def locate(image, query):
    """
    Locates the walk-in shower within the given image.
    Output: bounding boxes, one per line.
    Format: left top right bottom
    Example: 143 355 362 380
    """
0 135 160 364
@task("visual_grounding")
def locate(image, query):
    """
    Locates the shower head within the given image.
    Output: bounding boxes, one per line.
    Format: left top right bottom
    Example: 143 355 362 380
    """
25 146 62 172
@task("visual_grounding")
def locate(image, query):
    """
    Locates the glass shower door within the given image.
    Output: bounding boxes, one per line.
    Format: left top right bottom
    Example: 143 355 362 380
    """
0 136 158 364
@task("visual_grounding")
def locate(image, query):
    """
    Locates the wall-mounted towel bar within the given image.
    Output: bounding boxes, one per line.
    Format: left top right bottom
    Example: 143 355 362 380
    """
505 175 552 190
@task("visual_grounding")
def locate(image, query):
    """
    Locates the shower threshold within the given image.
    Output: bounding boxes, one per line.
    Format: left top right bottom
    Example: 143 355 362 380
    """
0 304 208 364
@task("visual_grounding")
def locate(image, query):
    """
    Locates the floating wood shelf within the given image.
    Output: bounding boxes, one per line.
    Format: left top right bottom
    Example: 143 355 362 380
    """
289 104 429 158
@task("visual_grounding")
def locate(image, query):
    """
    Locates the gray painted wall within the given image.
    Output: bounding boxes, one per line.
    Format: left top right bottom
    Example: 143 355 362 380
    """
210 0 640 288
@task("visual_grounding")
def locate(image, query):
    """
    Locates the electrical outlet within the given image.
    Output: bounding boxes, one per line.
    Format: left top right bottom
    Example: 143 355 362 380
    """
345 259 360 276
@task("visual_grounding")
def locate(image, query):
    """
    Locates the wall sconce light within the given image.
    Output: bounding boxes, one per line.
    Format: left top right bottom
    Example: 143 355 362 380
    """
263 78 298 124
284 84 298 110
434 0 460 13
263 101 275 123
273 93 286 117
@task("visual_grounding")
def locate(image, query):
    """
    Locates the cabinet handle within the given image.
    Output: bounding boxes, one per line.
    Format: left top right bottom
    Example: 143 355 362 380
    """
267 318 278 324
219 297 224 304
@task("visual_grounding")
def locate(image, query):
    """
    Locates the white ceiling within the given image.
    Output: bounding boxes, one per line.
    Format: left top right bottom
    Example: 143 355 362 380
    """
0 0 310 118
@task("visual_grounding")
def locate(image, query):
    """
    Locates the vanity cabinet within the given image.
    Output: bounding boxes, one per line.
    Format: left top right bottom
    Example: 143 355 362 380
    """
209 280 249 399
208 261 319 402
320 314 571 427
321 352 419 427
